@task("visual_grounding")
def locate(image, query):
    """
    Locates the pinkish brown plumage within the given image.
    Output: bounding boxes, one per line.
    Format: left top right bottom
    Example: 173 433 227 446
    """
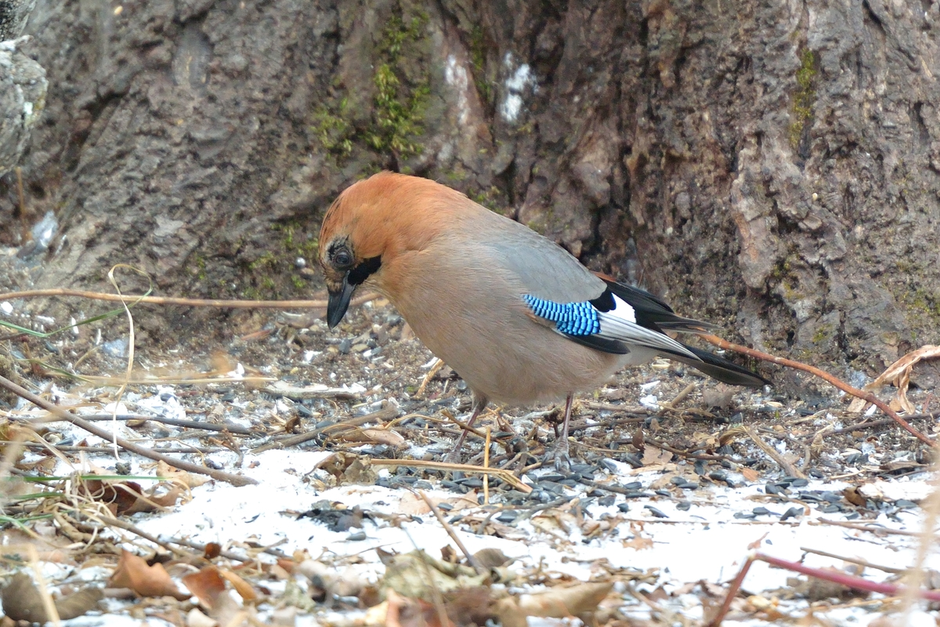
319 172 767 465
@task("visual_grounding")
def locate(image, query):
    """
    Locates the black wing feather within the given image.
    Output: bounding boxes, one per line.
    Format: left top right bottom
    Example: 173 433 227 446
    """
600 280 719 333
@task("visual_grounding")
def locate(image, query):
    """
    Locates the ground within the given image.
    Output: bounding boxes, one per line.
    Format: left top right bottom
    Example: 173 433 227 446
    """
0 257 937 625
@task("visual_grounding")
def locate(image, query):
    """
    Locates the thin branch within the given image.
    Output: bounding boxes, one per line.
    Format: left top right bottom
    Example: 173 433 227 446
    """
0 374 256 486
799 546 902 574
707 551 940 626
698 334 933 446
0 288 379 310
251 405 400 453
370 458 532 494
743 426 806 478
65 413 253 435
418 490 483 575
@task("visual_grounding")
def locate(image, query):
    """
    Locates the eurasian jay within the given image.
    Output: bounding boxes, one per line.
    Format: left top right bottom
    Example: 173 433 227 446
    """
319 172 768 465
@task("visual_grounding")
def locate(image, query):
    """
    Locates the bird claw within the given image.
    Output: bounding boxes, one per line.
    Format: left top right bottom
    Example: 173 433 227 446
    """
548 439 572 470
442 448 464 466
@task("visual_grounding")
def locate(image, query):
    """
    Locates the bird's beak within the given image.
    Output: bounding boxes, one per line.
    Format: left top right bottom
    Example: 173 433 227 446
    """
327 275 357 329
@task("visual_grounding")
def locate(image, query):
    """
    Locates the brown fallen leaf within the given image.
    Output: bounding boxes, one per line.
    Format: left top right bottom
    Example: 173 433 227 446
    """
109 549 190 600
157 460 210 488
386 589 454 627
186 607 219 627
741 467 761 482
79 478 184 515
220 568 258 602
398 492 478 516
54 587 105 620
847 345 940 413
471 548 513 569
642 445 673 466
183 565 227 609
442 586 494 626
520 581 613 617
622 522 654 550
2 572 104 622
336 427 407 448
492 582 613 627
747 531 769 551
843 486 867 507
378 549 487 601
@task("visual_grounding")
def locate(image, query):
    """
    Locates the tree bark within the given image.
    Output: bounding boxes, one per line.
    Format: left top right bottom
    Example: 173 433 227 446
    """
1 0 938 372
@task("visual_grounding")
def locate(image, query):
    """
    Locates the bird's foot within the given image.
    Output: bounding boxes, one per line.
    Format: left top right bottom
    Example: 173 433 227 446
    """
442 448 464 466
548 438 572 470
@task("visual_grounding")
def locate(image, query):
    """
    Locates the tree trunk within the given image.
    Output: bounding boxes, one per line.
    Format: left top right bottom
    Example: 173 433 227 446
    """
1 0 937 373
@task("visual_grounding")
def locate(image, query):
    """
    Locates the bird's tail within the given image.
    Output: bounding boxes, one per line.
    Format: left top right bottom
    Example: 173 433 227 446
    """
671 344 770 387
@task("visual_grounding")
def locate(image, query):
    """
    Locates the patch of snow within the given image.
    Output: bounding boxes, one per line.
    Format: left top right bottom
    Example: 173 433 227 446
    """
445 54 470 126
500 53 536 123
136 386 187 421
639 394 659 408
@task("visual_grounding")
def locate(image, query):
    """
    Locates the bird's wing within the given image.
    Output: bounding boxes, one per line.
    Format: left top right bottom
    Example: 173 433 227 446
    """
468 212 766 386
469 214 700 360
522 291 700 360
599 280 719 333
477 216 606 303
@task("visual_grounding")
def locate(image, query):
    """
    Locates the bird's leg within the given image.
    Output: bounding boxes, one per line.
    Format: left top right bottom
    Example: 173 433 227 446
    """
549 393 575 469
443 394 488 464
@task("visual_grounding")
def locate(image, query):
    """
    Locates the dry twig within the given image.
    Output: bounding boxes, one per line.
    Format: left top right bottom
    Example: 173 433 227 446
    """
0 288 379 311
0 374 256 486
699 334 933 446
742 426 806 478
418 490 483 575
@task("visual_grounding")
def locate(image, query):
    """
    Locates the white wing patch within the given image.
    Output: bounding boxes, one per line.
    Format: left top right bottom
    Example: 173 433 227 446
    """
595 294 699 360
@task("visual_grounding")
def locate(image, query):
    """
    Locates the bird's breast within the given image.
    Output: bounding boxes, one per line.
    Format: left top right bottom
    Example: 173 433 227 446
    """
381 244 625 405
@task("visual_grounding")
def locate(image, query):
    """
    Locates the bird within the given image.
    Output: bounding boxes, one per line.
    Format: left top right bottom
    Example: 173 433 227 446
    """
318 172 769 466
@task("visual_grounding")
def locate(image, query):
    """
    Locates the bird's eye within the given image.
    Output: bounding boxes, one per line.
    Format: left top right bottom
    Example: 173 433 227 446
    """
332 247 353 269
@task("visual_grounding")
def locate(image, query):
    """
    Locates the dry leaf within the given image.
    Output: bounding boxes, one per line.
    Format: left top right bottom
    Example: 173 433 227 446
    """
2 573 103 622
220 569 258 602
378 549 487 601
442 587 494 626
741 467 761 482
398 492 477 516
80 479 144 515
2 573 51 622
847 345 940 413
518 582 613 617
386 589 454 627
187 607 219 627
747 532 769 551
622 522 654 550
471 548 513 569
157 460 211 488
183 566 227 609
622 535 654 550
492 582 613 626
337 427 406 448
843 486 867 507
54 587 105 620
109 549 190 600
398 492 432 516
80 478 183 515
642 445 673 466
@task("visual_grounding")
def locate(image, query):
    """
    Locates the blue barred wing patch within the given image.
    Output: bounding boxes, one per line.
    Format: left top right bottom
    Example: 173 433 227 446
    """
523 295 600 336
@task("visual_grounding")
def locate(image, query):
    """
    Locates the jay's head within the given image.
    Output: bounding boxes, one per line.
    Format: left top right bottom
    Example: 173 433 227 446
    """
318 177 387 329
318 172 454 328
